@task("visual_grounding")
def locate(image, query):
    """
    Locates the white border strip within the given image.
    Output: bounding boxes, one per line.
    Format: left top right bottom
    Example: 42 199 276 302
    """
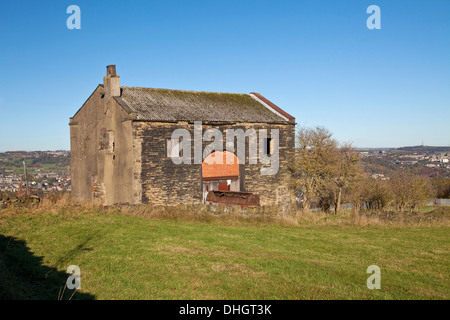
249 93 289 122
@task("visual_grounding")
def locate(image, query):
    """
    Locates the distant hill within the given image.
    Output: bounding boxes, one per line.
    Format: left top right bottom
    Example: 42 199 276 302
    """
0 151 70 175
397 146 450 153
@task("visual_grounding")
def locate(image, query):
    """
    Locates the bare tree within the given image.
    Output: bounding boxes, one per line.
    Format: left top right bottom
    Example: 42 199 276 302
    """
431 177 450 199
390 171 433 212
363 178 393 212
291 126 339 211
345 172 368 213
331 143 361 214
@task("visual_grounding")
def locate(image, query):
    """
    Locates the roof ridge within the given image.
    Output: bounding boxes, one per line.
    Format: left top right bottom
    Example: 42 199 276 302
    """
120 86 249 96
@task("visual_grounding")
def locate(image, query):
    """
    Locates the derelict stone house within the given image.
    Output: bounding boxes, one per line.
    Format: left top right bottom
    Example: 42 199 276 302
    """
69 65 295 206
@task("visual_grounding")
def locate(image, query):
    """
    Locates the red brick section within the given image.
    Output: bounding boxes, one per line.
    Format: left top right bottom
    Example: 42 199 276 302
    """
250 92 295 123
202 151 239 180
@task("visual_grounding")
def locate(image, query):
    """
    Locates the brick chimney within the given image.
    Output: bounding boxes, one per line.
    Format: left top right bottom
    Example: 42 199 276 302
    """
103 65 120 100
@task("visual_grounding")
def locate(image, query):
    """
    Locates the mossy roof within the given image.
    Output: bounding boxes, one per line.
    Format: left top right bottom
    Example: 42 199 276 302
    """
115 86 294 123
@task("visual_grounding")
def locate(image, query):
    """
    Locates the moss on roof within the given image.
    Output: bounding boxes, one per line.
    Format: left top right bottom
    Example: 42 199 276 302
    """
118 86 289 123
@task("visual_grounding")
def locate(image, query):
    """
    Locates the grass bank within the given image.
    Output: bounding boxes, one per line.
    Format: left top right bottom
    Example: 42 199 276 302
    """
0 201 448 300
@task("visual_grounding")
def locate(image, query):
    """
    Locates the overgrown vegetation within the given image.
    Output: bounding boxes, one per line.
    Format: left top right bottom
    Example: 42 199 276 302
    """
291 126 442 214
2 192 449 227
432 177 450 198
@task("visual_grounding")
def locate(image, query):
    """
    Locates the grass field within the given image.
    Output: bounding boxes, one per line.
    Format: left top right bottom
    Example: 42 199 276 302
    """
0 202 448 300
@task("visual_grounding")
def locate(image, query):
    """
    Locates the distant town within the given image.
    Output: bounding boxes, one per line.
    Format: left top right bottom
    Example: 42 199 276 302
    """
358 146 450 180
0 146 449 195
0 150 70 195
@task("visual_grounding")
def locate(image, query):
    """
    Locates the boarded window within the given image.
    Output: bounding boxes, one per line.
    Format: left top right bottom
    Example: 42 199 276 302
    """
167 139 180 158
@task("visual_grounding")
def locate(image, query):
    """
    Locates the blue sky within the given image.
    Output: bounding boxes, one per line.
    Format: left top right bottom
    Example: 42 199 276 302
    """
0 0 449 151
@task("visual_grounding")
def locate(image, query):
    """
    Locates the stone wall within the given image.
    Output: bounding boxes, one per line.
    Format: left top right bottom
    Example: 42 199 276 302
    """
70 86 104 204
134 121 295 206
70 86 138 206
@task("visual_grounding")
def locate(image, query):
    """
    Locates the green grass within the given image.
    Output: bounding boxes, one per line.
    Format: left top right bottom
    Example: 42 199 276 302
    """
0 206 448 300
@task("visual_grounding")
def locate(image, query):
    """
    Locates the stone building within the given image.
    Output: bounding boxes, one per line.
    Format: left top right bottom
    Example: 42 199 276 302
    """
69 65 296 206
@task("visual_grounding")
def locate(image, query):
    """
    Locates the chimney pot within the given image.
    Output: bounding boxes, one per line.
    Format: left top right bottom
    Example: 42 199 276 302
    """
106 65 116 76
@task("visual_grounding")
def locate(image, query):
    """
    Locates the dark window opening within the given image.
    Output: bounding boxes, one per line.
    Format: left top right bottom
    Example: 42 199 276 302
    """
264 138 272 155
